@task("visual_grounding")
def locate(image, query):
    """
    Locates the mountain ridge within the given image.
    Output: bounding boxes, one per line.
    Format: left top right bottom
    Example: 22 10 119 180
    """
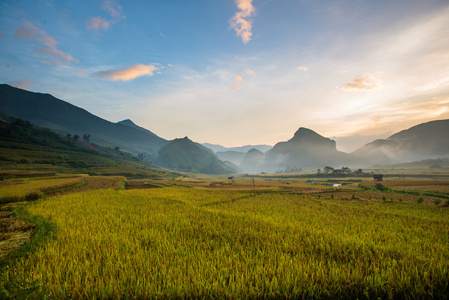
352 119 449 164
0 84 168 158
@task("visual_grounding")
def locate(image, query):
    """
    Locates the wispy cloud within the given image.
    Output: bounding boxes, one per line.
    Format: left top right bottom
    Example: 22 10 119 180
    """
15 22 78 65
87 0 125 32
342 74 381 91
233 75 245 90
102 0 125 19
243 68 255 75
0 32 5 38
95 64 159 81
229 0 255 44
8 79 31 90
86 17 111 31
296 66 308 71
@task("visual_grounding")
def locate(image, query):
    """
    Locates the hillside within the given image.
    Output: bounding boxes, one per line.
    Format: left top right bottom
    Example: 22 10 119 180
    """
117 119 162 139
0 116 169 178
0 84 168 158
155 137 237 174
352 119 449 165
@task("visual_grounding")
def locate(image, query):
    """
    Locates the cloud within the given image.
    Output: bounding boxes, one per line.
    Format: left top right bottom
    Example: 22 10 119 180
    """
86 17 111 31
243 68 255 75
296 66 308 71
232 75 245 90
0 32 5 38
15 22 78 65
8 79 31 90
229 0 255 44
87 0 125 32
102 0 125 19
342 74 381 91
95 64 159 81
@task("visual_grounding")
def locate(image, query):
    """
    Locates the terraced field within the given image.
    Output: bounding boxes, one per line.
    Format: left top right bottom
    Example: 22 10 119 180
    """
1 175 448 298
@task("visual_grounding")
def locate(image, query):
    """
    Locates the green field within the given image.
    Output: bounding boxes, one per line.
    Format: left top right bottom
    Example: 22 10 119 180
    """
1 175 448 299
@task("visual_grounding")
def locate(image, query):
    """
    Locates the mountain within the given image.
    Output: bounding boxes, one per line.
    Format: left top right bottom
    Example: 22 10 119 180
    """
155 137 237 174
117 119 162 139
0 84 168 158
215 151 246 166
352 119 449 165
239 148 266 173
239 128 359 173
202 143 272 153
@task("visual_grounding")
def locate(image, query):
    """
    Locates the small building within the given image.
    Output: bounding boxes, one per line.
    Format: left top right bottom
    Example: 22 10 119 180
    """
333 183 341 187
373 174 383 181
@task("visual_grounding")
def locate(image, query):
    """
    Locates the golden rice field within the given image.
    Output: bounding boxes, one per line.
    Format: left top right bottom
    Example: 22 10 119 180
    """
0 176 84 203
1 184 448 299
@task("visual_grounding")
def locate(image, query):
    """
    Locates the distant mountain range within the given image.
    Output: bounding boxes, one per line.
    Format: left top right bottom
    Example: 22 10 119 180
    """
202 143 272 153
1 84 448 174
352 119 449 165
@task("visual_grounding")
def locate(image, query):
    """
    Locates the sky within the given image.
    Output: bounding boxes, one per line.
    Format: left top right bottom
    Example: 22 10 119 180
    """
1 0 449 152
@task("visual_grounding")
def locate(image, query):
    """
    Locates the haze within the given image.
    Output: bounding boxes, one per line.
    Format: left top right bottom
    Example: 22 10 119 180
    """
1 0 448 151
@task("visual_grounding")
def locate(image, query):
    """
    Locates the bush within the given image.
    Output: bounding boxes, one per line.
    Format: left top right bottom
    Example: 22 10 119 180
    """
417 197 424 204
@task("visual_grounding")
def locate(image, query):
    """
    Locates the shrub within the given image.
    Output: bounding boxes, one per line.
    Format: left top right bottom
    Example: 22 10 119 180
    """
375 183 386 191
434 199 441 206
417 197 424 204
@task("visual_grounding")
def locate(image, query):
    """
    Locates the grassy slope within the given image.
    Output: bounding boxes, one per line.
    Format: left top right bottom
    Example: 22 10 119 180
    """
0 117 175 180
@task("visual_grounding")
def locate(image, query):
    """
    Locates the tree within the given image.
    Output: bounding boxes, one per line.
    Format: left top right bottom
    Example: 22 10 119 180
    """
66 133 72 139
323 166 334 174
72 134 79 141
341 166 352 174
82 133 91 143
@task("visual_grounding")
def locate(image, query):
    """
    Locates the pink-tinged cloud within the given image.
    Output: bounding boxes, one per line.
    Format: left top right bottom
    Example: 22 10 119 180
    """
230 0 255 44
95 64 159 81
233 84 241 91
102 0 125 19
243 68 255 75
15 22 78 65
0 32 6 38
343 74 381 91
36 47 78 63
15 22 41 39
8 79 31 90
86 16 111 31
296 66 309 71
233 75 246 91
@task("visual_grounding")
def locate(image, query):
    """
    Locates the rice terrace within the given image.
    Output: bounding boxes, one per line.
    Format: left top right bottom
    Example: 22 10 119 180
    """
1 0 449 298
1 167 448 298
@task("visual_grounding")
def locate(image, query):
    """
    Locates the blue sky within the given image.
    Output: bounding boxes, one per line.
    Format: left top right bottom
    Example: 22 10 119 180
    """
1 0 448 151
